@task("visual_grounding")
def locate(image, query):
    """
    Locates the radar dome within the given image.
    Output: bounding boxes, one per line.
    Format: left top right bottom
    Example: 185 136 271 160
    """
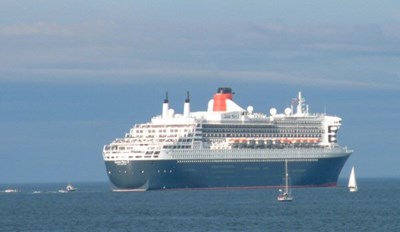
284 107 292 115
168 109 175 117
247 106 254 114
270 108 277 116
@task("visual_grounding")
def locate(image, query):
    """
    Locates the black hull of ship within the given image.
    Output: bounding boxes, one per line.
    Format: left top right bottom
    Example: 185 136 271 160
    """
105 156 349 191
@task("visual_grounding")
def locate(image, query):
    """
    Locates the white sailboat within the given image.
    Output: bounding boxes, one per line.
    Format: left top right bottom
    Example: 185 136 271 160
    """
348 166 358 192
277 159 293 202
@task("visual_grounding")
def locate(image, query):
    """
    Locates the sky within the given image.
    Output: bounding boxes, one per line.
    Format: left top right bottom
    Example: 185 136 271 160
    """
0 1 399 183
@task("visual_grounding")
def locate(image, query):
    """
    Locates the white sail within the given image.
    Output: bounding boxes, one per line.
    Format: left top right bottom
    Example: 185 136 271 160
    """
348 166 358 192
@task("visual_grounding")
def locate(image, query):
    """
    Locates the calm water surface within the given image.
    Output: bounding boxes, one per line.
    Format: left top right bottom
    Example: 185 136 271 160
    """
0 178 399 231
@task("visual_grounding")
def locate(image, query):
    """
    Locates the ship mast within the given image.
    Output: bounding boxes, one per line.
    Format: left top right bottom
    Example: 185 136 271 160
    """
285 159 289 194
294 91 309 116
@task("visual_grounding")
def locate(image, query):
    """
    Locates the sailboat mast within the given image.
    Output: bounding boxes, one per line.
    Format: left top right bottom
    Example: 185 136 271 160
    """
277 159 293 201
285 160 289 193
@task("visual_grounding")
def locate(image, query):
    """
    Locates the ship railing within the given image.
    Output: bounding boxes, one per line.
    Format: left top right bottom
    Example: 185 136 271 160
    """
342 146 354 153
169 145 347 156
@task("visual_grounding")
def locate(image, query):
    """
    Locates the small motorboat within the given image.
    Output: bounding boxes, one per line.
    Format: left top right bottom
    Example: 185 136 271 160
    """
66 184 77 192
4 189 18 193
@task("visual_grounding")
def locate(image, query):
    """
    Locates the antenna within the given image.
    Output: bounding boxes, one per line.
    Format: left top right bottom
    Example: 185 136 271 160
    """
164 92 169 103
185 91 190 103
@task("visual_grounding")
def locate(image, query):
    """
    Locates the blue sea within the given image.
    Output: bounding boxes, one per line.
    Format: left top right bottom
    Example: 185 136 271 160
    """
1 178 399 232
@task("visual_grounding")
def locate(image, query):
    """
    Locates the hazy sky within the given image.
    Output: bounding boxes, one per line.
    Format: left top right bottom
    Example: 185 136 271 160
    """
1 1 399 183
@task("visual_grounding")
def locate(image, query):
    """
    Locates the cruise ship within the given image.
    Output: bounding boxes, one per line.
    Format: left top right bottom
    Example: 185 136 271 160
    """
103 87 352 191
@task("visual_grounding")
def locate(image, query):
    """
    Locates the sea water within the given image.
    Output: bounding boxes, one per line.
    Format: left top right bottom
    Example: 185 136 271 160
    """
0 178 399 232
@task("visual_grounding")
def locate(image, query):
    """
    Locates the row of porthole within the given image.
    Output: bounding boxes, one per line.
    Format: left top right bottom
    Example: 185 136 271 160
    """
157 170 173 173
108 170 172 174
138 170 173 174
176 159 318 163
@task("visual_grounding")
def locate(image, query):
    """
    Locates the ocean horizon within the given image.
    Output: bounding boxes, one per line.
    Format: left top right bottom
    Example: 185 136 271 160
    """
0 176 398 191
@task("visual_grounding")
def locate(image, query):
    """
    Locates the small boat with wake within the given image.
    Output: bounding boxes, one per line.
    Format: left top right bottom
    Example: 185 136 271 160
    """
3 189 18 193
58 184 77 193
